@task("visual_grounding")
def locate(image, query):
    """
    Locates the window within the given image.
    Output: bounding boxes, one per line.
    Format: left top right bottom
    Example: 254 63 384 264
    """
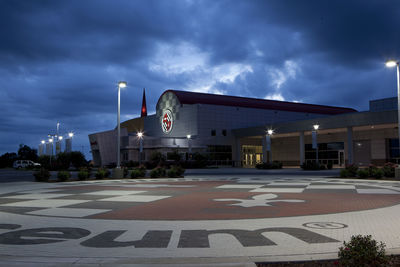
206 145 232 160
211 129 216 136
222 129 227 136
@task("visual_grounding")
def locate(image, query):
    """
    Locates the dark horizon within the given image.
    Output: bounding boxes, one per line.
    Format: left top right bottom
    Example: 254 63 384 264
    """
0 0 399 159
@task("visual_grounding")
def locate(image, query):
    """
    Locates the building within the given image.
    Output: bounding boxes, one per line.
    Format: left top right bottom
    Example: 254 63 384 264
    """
89 90 399 168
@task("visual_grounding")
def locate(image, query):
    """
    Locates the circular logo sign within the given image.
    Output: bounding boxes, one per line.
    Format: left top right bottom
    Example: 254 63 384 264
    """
161 109 173 134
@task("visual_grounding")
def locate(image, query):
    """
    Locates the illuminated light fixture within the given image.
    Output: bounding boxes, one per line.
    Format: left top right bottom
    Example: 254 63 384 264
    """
58 136 63 140
267 129 274 135
49 138 53 143
118 81 127 88
41 140 45 144
187 134 191 139
137 132 143 138
386 60 398 68
313 124 319 130
68 132 74 138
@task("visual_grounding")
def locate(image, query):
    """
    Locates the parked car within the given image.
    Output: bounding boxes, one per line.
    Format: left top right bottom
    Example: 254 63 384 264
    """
13 160 41 169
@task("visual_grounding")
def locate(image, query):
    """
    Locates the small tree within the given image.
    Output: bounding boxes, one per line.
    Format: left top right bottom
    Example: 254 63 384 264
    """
18 144 38 161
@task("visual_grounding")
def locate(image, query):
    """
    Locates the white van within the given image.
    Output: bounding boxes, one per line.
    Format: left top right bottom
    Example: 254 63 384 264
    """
13 160 41 169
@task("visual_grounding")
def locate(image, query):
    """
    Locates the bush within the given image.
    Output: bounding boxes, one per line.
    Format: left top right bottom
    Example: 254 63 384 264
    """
57 170 71 182
150 167 166 178
371 168 384 179
382 162 396 178
130 167 146 178
338 235 389 267
340 169 350 178
357 169 369 179
78 170 89 180
33 168 51 182
346 164 359 177
167 165 185 178
95 168 110 179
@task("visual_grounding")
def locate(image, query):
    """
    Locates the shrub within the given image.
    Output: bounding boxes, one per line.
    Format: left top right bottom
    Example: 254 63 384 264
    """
57 171 71 182
346 164 359 177
367 164 378 177
382 162 396 178
78 170 89 180
150 167 166 178
340 169 350 178
357 169 369 179
130 167 146 178
371 168 384 179
33 168 51 182
95 168 110 179
319 164 326 170
167 165 185 177
338 235 389 267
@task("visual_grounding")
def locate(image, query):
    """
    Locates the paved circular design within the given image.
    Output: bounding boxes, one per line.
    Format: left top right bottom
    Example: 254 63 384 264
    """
1 179 400 220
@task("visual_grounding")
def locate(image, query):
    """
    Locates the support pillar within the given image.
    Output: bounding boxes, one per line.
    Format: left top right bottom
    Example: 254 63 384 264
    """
299 131 305 166
262 136 267 163
347 127 353 165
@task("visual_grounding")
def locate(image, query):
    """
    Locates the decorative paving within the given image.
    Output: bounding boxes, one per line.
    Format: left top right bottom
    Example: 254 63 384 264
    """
0 178 399 220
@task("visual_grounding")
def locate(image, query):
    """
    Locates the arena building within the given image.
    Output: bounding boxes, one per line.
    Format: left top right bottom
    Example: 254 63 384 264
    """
89 90 399 168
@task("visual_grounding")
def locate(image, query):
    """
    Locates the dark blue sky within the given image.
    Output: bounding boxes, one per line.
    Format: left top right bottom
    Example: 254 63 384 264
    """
1 0 399 159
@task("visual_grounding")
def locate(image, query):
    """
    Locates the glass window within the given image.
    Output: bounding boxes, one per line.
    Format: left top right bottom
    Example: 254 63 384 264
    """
222 129 227 136
211 129 216 136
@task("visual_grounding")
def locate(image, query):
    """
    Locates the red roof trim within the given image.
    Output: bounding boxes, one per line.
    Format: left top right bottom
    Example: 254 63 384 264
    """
158 90 357 115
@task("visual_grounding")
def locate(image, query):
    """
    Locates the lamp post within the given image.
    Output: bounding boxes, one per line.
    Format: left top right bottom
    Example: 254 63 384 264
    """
116 81 127 169
137 132 143 165
187 135 192 160
386 60 400 164
266 129 273 163
48 138 53 167
312 124 319 166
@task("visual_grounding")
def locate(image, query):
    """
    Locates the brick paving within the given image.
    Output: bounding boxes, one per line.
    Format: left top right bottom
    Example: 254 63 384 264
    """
0 172 399 266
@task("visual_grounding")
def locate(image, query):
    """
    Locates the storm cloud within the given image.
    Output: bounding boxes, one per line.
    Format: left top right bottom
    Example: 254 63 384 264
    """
0 0 399 157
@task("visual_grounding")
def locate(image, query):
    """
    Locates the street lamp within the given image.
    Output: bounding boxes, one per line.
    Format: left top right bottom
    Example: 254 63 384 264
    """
266 129 273 163
186 135 192 158
386 60 400 165
137 131 143 164
312 124 319 166
116 81 127 169
68 132 74 138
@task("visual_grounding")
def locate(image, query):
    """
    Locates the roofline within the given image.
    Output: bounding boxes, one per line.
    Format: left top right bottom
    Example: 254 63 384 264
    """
157 89 357 115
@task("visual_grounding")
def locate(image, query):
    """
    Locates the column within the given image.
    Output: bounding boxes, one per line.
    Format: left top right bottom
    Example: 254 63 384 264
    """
347 127 353 165
262 136 267 163
299 131 305 166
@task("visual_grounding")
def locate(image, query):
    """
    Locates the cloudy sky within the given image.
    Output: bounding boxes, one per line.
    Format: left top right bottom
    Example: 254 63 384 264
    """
1 0 399 159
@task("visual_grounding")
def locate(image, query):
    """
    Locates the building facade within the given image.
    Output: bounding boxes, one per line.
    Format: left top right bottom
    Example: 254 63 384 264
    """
89 90 399 168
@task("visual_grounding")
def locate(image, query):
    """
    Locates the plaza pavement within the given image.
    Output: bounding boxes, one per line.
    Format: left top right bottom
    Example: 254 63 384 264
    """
0 168 400 266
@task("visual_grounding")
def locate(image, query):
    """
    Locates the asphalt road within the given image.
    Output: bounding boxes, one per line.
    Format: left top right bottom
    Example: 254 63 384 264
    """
0 169 35 182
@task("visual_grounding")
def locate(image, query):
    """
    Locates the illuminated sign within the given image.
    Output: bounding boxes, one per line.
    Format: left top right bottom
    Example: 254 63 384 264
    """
161 109 173 134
